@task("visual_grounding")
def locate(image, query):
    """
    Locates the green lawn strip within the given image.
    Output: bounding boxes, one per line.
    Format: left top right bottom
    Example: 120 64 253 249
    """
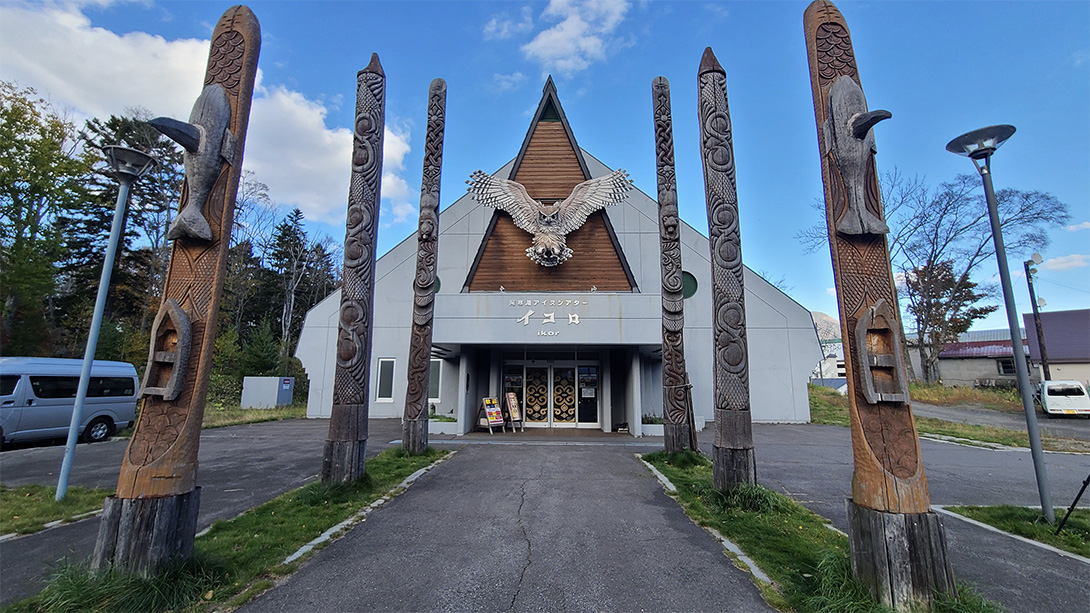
643 450 999 613
643 450 874 612
0 485 112 536
945 505 1090 558
3 447 448 613
200 403 306 429
908 384 1022 413
808 385 1089 453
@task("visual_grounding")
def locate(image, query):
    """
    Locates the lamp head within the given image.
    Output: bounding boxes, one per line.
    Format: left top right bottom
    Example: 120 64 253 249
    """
1031 252 1043 265
946 124 1016 160
101 145 157 180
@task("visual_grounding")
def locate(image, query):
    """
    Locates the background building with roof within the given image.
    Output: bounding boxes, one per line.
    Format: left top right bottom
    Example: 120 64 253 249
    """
1024 308 1090 385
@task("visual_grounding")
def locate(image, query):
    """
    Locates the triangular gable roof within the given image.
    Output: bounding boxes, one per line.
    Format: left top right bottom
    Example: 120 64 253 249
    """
509 76 591 184
463 78 636 292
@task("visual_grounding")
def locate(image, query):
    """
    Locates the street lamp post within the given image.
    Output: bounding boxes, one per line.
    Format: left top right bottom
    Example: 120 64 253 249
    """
1024 255 1052 381
946 125 1054 523
56 146 156 501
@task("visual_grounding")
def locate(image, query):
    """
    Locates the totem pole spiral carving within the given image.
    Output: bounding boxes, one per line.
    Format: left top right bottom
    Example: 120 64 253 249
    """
403 78 447 453
653 76 696 452
324 54 386 483
697 47 754 489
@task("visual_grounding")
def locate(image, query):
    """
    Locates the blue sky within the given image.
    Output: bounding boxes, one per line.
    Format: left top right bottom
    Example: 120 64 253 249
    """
2 0 1087 332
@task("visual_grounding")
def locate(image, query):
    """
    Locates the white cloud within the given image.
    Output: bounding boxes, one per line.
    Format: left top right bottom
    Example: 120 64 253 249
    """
1041 254 1089 271
1064 221 1090 231
0 2 206 122
704 3 730 19
0 1 415 230
483 6 534 40
379 124 418 228
492 72 527 93
1071 49 1089 68
521 0 630 77
825 287 837 296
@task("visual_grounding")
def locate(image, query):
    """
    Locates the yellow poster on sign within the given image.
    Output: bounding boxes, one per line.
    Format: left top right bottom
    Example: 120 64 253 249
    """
484 398 503 425
505 392 521 421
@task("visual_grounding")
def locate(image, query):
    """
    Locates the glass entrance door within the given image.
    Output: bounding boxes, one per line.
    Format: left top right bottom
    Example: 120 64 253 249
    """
517 364 597 428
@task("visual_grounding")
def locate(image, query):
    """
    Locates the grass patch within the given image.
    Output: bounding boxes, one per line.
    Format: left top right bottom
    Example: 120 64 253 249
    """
0 485 112 535
909 384 1022 413
643 450 872 611
201 402 306 429
946 505 1090 558
5 447 448 612
644 450 999 612
809 385 851 427
7 556 227 613
808 385 1090 453
430 414 456 423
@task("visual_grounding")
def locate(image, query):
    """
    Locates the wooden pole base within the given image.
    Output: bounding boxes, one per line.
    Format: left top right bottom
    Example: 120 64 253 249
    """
403 416 428 454
846 499 956 610
92 488 200 577
663 422 692 453
321 439 367 484
713 446 756 490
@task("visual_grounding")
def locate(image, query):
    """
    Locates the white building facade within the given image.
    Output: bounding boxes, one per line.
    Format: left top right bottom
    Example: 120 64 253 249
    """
296 80 822 436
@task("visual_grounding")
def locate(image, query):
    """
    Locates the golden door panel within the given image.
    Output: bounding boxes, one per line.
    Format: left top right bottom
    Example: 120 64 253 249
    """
552 367 576 423
525 367 549 422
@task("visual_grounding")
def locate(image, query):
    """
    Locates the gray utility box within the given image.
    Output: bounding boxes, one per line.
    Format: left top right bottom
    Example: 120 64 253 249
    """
241 376 294 409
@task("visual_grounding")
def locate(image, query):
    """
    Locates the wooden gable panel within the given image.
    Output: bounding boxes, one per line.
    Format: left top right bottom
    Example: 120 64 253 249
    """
467 211 632 292
512 122 587 199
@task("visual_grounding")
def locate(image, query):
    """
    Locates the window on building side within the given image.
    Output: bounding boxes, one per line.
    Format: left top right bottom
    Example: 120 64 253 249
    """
996 358 1015 376
377 359 395 401
428 359 441 402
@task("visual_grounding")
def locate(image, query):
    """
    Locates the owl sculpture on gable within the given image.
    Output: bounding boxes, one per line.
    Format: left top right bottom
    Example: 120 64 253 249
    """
466 168 633 266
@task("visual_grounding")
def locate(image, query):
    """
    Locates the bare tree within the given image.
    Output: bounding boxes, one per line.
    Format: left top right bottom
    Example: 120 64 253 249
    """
796 170 1070 382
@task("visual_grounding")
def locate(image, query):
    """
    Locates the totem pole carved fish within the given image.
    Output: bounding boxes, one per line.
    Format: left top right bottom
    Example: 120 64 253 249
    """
149 84 237 241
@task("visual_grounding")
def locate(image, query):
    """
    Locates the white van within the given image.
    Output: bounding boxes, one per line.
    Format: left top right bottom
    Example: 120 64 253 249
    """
1038 380 1090 417
0 357 138 446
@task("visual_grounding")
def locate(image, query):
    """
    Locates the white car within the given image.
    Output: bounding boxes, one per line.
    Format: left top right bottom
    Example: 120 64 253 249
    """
0 357 138 445
1037 380 1090 417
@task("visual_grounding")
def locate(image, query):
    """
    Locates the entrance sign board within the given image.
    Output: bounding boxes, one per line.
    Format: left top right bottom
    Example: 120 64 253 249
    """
484 398 503 425
505 392 522 421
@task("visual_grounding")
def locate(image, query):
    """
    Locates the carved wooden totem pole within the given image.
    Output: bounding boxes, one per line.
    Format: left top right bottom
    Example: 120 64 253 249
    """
804 1 955 608
652 76 697 453
402 78 447 454
697 48 755 489
93 5 260 576
323 54 386 484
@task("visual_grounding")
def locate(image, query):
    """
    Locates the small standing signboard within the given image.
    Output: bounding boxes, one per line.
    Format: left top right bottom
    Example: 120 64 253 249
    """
477 397 505 434
505 392 525 432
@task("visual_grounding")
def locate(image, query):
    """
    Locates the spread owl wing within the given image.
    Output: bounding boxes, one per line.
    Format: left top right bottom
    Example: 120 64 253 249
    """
556 169 633 235
466 170 541 234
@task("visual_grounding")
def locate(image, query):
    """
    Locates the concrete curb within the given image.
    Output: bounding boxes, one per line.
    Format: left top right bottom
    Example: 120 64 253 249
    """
281 450 457 565
0 508 104 543
920 433 1088 455
636 454 772 585
933 505 1090 565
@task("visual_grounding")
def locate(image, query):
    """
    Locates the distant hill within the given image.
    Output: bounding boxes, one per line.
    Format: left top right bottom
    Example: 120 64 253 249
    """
811 311 841 341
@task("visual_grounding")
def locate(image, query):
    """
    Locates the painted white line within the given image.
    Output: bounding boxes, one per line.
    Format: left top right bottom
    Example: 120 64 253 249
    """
636 454 772 585
933 505 1090 566
280 450 456 565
